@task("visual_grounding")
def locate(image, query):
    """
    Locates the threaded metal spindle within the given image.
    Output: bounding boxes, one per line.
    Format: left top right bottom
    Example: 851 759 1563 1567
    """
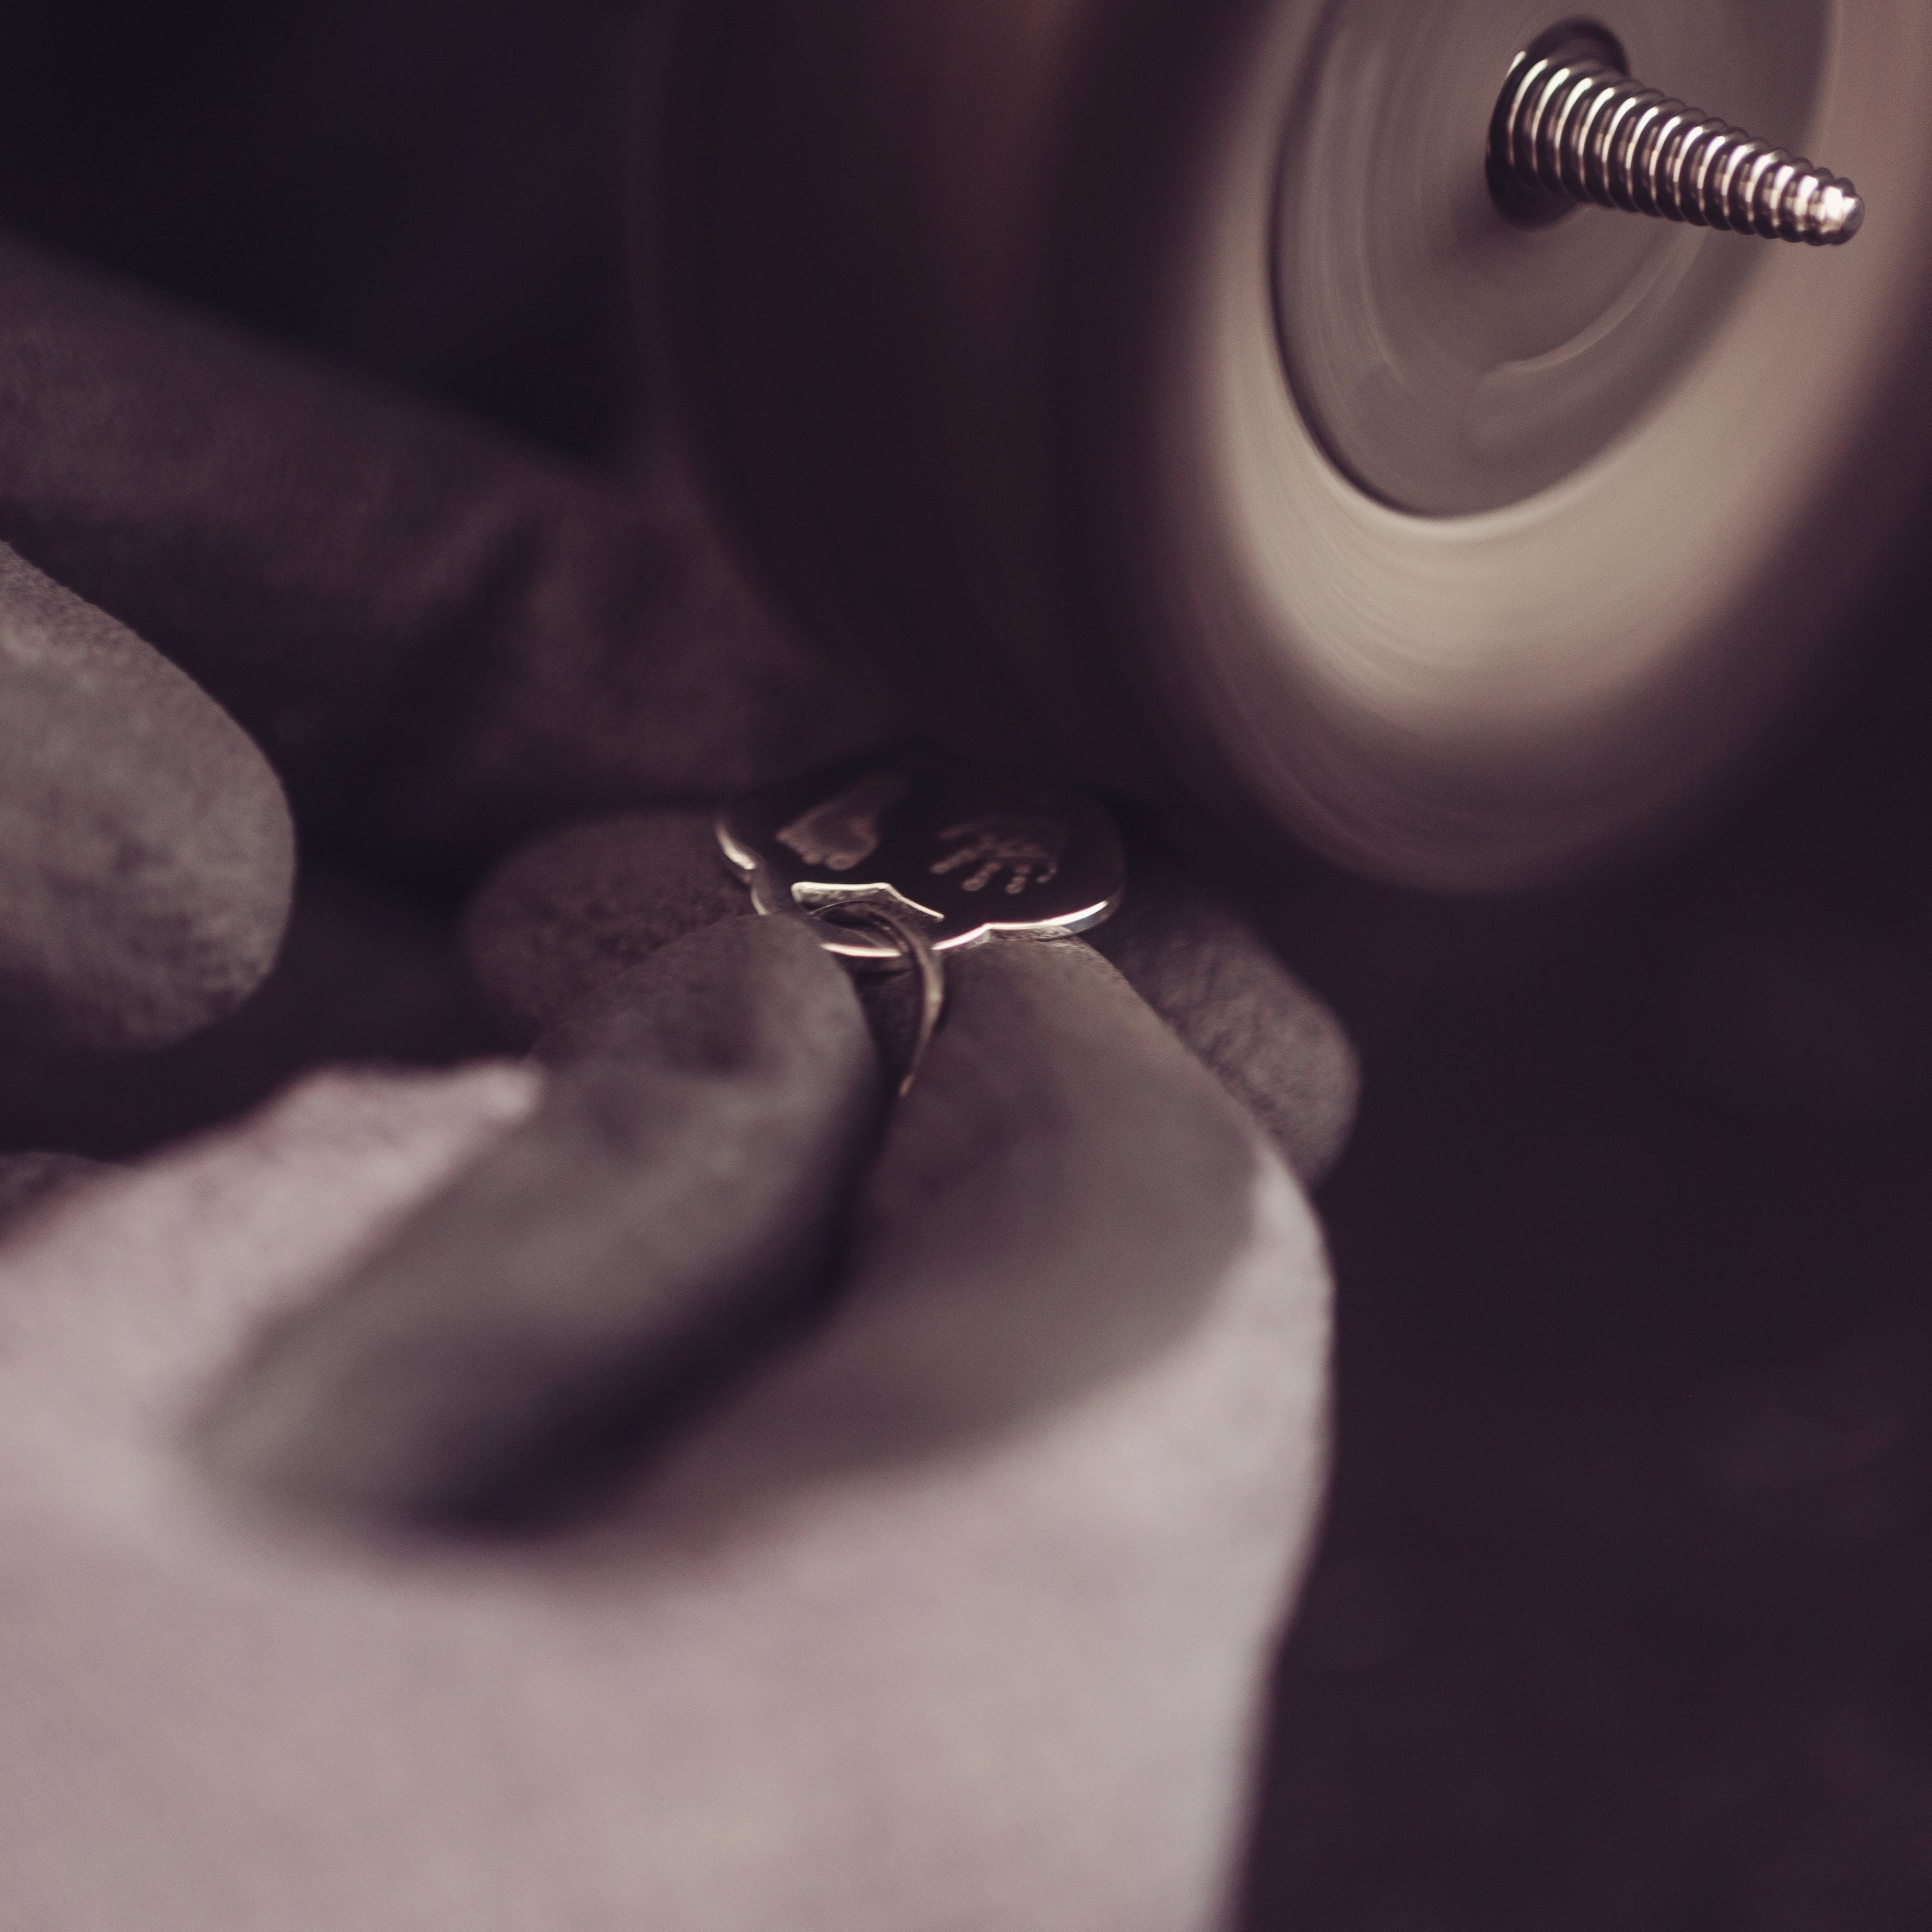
1489 36 1864 245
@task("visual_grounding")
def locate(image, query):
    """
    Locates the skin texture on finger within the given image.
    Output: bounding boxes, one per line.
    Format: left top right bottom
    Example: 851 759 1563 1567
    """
637 939 1322 1498
0 236 901 870
0 962 1328 1932
0 871 494 1163
1089 866 1359 1185
200 918 883 1526
0 543 294 1050
0 1152 112 1239
463 808 1359 1182
461 808 745 1042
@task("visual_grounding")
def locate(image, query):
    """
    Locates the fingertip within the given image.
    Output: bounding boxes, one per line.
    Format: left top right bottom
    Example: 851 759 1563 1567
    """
795 936 1298 1457
0 1152 115 1242
0 546 295 1054
463 810 747 1046
1091 869 1359 1185
532 911 867 1077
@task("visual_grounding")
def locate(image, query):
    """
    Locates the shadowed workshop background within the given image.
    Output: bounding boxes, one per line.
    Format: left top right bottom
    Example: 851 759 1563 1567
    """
0 2 1927 1925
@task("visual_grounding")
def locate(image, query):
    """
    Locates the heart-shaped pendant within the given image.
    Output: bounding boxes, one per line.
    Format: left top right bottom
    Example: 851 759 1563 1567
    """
719 743 1126 964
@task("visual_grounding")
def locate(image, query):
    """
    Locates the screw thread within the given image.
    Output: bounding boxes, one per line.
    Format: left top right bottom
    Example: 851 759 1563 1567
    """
1490 48 1864 245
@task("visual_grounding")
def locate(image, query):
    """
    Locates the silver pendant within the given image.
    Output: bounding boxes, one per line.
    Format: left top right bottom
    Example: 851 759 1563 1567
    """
720 745 1126 1093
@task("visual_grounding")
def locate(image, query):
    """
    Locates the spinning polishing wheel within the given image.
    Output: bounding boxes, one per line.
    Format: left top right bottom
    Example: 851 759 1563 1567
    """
657 2 1932 885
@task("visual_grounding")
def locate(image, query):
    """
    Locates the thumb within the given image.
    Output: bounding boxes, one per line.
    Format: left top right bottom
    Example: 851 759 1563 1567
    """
660 934 1332 1504
625 936 1334 1931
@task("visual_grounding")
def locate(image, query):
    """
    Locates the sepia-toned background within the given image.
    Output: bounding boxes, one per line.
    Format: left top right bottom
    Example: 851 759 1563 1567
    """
0 3 1926 1922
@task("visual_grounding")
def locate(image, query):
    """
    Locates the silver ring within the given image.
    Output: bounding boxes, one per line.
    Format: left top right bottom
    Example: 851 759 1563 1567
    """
808 901 946 1098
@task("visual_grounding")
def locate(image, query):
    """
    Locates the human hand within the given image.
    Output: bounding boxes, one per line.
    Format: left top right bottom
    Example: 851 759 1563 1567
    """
2 881 1345 1930
0 215 1357 1929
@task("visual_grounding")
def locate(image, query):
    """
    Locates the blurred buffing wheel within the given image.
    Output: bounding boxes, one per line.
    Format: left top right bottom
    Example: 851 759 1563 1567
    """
658 1 1932 886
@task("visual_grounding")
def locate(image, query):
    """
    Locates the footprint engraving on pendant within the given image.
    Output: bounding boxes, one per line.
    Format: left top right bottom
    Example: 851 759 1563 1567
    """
722 743 1125 955
776 770 912 872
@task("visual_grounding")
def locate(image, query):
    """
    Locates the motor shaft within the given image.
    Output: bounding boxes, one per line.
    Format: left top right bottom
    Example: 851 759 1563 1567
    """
1489 30 1863 245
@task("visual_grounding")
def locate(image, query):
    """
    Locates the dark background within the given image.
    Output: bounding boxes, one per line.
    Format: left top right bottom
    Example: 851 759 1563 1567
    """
0 2 1927 1923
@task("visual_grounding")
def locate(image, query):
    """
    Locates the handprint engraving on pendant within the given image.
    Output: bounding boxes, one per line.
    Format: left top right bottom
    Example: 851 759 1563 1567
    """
776 770 911 873
929 814 1066 895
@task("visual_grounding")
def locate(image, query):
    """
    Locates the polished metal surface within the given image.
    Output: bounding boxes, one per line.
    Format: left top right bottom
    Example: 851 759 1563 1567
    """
1490 22 1863 243
720 744 1126 963
723 745 1126 1095
810 899 947 1097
